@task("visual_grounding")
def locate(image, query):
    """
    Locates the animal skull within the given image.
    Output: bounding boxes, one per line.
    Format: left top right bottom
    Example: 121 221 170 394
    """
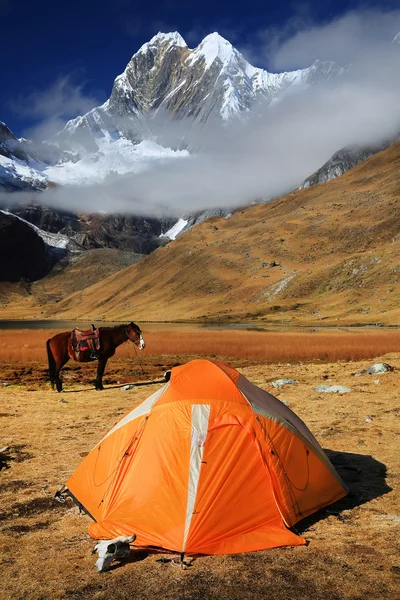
92 534 136 572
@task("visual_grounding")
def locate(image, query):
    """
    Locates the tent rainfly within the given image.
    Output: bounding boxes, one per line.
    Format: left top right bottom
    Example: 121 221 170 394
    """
61 359 347 554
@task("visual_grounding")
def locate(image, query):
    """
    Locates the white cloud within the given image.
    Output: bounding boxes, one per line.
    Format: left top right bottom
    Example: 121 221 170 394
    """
269 8 400 69
13 74 103 140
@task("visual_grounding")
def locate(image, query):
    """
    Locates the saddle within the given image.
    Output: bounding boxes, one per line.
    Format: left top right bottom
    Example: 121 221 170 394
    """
69 324 101 362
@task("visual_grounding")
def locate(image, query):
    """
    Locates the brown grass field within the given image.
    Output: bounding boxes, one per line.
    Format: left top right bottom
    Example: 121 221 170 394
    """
0 328 400 364
0 328 399 600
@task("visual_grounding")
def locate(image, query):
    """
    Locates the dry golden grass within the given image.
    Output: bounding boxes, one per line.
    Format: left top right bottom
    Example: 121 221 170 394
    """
0 352 399 600
0 328 399 363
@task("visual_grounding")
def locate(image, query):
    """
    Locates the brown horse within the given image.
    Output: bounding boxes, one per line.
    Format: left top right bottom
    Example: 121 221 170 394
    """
46 322 145 392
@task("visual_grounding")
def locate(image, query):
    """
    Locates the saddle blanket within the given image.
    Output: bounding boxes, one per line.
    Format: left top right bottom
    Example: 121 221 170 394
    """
69 326 101 362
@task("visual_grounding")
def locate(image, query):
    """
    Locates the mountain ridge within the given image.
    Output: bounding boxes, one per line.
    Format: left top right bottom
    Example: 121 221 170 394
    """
59 31 345 154
2 141 398 325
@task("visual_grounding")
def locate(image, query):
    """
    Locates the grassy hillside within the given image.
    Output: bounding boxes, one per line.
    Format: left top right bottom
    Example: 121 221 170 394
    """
39 142 400 325
0 248 142 319
1 143 399 325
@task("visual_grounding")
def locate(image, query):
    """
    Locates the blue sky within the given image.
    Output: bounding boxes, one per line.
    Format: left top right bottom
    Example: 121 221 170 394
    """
1 0 399 137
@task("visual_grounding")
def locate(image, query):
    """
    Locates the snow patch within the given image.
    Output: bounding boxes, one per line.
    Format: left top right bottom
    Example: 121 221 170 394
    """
44 138 189 186
161 218 188 240
0 210 74 250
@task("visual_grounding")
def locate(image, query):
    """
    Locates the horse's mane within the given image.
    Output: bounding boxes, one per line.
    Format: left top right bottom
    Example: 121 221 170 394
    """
98 323 131 331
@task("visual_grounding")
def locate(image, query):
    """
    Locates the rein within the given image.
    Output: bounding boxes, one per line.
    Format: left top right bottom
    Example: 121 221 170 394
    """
125 324 147 377
132 342 147 377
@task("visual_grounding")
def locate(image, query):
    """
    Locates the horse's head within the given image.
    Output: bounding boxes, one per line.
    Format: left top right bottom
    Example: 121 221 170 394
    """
127 322 146 350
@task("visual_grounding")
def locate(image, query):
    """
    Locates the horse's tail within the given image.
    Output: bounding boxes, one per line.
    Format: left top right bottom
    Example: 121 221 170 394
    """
46 339 56 390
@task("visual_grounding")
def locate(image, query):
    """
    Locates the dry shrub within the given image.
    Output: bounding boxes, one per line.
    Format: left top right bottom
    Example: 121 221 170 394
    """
0 328 399 363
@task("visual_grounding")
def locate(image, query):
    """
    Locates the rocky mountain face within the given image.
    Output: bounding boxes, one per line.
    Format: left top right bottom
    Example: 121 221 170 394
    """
300 141 396 189
3 204 173 253
59 32 344 153
0 212 52 281
0 121 79 191
0 202 173 281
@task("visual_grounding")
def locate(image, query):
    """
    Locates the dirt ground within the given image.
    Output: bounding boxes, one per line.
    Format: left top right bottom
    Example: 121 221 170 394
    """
0 353 399 600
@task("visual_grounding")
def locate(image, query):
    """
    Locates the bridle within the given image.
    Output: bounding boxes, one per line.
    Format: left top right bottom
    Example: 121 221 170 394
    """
125 324 146 350
125 323 147 377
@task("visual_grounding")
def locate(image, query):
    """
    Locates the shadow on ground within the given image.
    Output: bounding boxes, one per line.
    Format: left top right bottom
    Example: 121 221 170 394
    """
297 449 391 533
59 379 165 394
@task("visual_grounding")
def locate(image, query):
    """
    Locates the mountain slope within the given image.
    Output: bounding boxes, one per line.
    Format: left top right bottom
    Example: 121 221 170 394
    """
0 248 143 319
28 142 399 326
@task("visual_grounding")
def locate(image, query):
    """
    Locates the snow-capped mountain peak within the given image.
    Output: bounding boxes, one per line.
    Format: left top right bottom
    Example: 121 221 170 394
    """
189 32 236 69
143 31 187 49
1 31 347 191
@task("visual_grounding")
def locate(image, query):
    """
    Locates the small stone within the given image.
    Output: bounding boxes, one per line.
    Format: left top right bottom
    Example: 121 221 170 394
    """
355 363 395 376
121 384 135 391
365 363 394 374
314 385 352 393
272 379 297 389
365 416 373 423
374 380 380 385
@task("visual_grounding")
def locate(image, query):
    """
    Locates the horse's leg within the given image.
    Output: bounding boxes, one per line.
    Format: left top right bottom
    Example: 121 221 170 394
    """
48 336 69 393
55 356 69 393
95 358 107 391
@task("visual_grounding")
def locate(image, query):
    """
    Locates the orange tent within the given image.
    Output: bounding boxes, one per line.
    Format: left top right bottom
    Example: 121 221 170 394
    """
64 359 347 554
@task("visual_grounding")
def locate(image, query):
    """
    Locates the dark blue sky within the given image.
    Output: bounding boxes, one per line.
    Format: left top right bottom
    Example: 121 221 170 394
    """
1 0 398 137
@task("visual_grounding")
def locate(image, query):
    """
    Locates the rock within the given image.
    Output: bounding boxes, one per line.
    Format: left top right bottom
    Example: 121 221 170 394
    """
120 384 135 391
354 363 394 376
365 363 394 374
365 416 373 423
271 379 297 388
314 385 352 393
